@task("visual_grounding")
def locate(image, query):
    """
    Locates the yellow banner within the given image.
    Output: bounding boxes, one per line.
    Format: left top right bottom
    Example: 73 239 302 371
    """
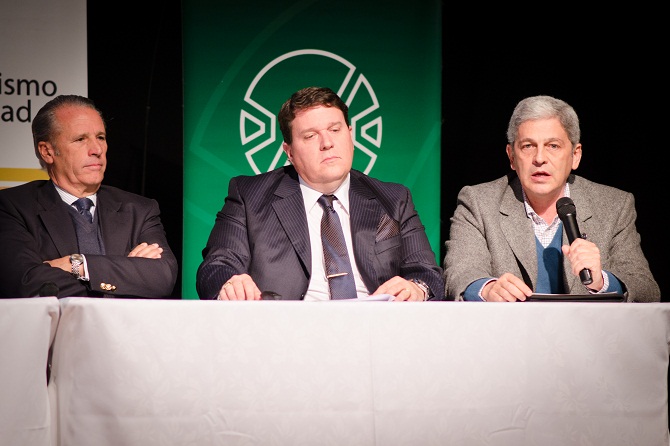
0 168 49 189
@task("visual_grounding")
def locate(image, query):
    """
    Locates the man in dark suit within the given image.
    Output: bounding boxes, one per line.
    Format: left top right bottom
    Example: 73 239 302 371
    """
197 86 444 301
0 95 178 298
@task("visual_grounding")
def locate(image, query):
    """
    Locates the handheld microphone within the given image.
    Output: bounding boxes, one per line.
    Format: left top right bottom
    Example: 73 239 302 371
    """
556 197 593 286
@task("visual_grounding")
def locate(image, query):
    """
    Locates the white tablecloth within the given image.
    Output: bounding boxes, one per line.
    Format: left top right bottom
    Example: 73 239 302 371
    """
48 298 670 446
0 297 59 446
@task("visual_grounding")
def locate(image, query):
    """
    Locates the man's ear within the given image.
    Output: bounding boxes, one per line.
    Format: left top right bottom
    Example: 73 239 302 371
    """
571 143 583 170
282 141 292 163
506 144 516 171
38 141 55 165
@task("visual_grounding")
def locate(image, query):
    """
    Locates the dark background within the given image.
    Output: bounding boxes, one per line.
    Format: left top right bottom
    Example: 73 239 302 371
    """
87 2 666 301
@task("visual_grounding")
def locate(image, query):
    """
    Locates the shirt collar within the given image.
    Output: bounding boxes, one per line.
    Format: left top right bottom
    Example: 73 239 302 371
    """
299 174 351 214
52 182 98 207
522 183 570 221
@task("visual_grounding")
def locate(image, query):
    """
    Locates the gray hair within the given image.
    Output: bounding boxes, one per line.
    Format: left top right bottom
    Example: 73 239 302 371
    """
506 95 580 147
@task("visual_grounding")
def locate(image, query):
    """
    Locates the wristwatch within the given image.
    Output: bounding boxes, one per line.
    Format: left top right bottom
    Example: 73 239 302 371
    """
410 278 431 300
70 254 84 279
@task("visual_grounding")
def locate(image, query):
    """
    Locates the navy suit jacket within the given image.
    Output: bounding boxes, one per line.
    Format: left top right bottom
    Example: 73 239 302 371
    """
197 166 444 300
0 180 178 298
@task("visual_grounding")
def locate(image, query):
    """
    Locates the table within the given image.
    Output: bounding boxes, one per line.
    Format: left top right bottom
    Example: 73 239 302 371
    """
48 298 670 446
0 297 59 446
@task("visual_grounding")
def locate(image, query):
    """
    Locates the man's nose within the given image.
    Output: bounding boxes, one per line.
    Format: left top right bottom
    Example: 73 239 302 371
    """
321 132 334 150
89 141 104 156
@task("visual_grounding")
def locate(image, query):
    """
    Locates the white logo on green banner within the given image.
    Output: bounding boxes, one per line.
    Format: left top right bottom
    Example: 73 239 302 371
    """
241 49 381 175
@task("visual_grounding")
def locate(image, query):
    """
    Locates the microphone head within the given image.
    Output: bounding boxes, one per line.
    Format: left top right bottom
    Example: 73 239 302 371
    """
556 197 576 220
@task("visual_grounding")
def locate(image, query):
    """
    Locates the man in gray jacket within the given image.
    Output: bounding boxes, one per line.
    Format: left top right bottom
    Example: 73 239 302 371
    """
444 95 659 302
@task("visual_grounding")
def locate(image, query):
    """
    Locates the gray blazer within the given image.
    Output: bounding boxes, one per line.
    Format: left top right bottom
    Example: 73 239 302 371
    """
444 173 660 302
197 166 444 300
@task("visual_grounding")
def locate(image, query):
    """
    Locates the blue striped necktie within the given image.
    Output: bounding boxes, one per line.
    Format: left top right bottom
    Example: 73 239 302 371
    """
317 194 357 300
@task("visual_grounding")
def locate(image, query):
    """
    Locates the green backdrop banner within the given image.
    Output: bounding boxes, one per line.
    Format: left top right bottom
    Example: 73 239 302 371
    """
182 0 442 299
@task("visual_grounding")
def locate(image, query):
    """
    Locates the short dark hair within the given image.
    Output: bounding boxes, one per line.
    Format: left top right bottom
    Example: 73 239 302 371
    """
32 95 104 168
278 86 349 144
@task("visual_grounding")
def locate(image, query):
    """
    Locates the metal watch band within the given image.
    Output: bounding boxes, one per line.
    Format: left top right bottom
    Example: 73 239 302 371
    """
410 278 430 300
70 254 84 279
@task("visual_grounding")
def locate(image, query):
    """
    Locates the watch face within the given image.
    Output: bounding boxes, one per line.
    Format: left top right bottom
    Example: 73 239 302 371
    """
71 254 84 263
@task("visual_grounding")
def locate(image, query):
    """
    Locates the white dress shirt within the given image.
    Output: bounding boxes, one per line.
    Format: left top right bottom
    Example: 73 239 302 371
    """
299 175 369 301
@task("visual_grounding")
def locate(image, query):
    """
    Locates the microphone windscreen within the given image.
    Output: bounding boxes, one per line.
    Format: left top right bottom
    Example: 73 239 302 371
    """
556 197 576 219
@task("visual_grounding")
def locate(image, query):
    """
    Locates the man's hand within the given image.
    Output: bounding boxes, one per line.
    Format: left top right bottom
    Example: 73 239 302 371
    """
43 256 71 273
128 242 163 259
561 238 604 290
482 273 533 302
216 273 261 301
372 276 427 301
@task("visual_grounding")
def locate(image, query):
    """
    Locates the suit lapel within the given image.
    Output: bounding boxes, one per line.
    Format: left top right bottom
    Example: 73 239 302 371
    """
96 189 126 255
349 174 379 290
272 173 311 272
500 177 538 286
566 177 594 233
37 182 79 256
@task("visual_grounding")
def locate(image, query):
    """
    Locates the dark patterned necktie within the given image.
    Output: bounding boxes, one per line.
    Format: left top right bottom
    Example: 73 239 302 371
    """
73 197 94 223
317 194 357 299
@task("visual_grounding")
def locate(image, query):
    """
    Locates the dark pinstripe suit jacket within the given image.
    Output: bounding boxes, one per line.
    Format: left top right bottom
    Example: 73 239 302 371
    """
196 166 444 300
0 180 178 298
